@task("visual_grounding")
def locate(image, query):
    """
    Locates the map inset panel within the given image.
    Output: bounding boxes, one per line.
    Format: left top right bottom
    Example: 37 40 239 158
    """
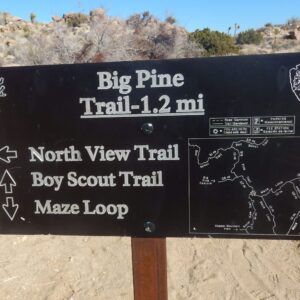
188 137 300 236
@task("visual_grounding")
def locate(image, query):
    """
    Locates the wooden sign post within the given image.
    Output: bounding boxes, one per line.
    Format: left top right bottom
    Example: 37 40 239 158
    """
132 238 168 300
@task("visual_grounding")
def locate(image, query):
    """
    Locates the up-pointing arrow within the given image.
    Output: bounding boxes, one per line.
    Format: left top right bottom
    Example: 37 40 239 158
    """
0 170 16 194
0 146 18 163
2 197 18 221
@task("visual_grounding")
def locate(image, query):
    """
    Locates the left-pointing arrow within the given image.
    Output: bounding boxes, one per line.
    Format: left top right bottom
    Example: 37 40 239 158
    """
2 197 18 221
0 170 16 194
0 146 17 163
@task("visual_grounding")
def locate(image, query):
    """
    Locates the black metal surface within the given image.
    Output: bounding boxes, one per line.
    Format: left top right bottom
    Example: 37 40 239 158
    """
0 53 300 239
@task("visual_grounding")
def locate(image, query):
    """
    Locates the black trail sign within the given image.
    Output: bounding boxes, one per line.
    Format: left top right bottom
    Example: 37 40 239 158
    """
1 53 300 239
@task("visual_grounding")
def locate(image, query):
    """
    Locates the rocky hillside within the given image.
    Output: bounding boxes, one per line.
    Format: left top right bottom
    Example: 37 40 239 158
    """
0 10 201 66
0 10 299 67
240 20 300 55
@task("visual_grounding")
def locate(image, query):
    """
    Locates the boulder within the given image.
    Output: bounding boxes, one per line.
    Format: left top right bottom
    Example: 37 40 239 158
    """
287 30 300 40
63 13 88 27
90 8 106 21
9 16 23 22
52 16 62 22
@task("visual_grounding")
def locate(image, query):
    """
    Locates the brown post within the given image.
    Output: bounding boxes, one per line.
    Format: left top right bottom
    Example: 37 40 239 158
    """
131 238 168 300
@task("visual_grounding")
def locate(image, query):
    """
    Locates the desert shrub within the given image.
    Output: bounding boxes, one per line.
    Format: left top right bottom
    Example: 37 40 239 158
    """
82 18 127 62
189 28 239 56
22 25 31 37
168 32 203 58
64 13 88 27
126 13 143 30
13 23 84 65
236 29 263 45
166 16 176 24
274 28 280 35
126 12 153 31
265 22 273 27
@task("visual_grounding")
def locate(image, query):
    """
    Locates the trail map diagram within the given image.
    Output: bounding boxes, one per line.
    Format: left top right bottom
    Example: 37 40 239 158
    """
188 138 300 236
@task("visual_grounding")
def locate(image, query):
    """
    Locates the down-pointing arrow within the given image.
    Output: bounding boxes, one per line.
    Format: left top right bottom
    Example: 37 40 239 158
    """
2 197 18 221
0 146 18 163
0 170 16 194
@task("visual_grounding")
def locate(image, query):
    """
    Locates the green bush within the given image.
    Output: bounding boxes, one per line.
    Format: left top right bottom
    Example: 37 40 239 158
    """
64 13 88 27
22 25 31 36
189 28 239 56
236 29 263 45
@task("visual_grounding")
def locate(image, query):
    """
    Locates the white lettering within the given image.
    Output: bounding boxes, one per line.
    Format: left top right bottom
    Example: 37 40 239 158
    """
82 200 129 219
136 69 185 89
67 171 116 187
31 172 64 191
80 98 96 115
118 171 163 187
34 200 80 215
29 146 82 162
134 144 179 161
97 71 132 95
85 146 131 162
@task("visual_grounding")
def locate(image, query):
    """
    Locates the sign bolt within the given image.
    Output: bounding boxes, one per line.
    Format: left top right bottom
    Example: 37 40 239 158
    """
141 123 154 135
144 221 155 233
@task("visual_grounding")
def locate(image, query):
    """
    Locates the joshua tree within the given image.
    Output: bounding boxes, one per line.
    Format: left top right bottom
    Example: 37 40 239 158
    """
234 23 240 37
30 12 36 23
273 28 280 49
3 12 8 25
142 11 150 20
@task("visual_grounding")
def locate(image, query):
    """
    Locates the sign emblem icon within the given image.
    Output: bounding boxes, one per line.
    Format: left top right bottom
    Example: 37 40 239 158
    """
290 64 300 101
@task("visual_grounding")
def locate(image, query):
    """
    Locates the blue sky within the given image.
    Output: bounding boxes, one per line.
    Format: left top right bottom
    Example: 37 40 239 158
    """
1 0 299 32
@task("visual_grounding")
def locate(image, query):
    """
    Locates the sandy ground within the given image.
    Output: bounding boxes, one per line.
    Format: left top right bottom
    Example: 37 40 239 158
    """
168 238 300 300
0 236 299 300
0 236 133 300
